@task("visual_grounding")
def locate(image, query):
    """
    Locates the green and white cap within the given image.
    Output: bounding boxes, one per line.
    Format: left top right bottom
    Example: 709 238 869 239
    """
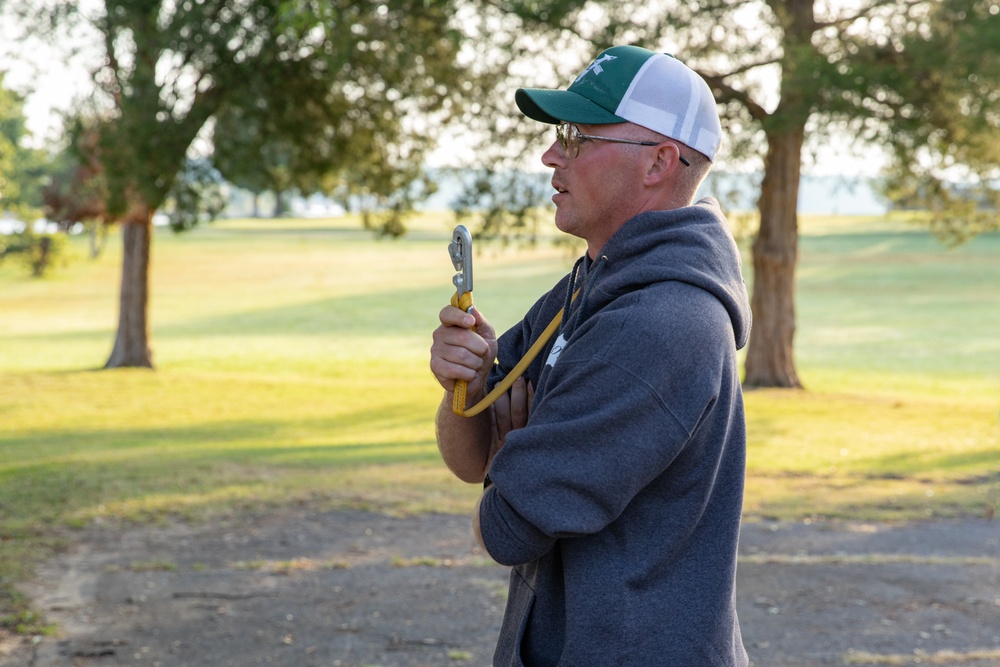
516 45 722 161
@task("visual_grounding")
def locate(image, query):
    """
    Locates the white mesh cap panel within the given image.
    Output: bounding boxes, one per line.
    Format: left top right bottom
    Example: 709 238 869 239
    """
614 53 722 161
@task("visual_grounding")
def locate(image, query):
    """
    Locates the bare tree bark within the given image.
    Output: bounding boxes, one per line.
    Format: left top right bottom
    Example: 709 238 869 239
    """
88 220 109 259
105 205 154 369
30 237 52 277
744 128 805 388
273 190 286 218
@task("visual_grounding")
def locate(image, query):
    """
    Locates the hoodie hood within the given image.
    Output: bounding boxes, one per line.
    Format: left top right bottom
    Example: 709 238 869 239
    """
567 197 751 349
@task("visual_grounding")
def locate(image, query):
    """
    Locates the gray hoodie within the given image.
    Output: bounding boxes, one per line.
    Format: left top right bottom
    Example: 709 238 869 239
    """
480 198 751 666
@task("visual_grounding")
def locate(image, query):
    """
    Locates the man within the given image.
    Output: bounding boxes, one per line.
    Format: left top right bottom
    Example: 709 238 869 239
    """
430 45 751 666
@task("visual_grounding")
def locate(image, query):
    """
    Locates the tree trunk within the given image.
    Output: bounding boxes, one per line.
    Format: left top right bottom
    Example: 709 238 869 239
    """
273 190 285 218
105 204 154 369
88 221 108 259
31 237 52 277
744 128 805 388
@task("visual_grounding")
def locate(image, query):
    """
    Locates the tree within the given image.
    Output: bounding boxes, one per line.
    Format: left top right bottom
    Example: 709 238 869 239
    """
0 73 65 276
0 73 47 221
10 0 998 377
217 0 490 237
0 79 21 215
2 0 471 368
698 0 1000 387
211 111 294 218
875 0 1000 246
210 59 326 219
159 158 227 232
44 124 231 254
452 0 1000 388
41 120 113 258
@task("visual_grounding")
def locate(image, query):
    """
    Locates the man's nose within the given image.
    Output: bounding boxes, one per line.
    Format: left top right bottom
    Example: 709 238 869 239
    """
541 139 565 168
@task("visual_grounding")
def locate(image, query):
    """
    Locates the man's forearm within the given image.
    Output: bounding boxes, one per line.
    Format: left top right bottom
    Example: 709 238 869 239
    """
435 391 495 484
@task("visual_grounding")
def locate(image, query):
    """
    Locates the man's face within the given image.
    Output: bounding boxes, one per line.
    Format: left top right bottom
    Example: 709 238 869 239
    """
542 122 649 257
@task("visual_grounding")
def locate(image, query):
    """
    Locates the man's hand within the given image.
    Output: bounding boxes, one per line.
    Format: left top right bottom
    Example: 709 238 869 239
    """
492 375 534 449
430 305 498 402
431 304 499 484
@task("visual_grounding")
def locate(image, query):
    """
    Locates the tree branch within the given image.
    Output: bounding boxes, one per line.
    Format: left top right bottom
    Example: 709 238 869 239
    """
699 73 770 121
815 0 930 31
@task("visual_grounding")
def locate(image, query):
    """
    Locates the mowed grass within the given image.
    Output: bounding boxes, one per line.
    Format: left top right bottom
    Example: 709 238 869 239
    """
0 214 578 616
745 216 1000 521
1 211 999 619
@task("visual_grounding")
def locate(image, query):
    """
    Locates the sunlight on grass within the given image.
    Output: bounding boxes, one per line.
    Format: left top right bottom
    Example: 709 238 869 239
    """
742 378 999 521
2 212 999 619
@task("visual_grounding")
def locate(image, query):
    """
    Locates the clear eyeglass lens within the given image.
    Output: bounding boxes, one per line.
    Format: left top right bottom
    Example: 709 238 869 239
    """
557 123 579 158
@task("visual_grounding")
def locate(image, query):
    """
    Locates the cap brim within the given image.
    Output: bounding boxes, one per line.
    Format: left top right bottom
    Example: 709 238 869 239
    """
515 88 625 125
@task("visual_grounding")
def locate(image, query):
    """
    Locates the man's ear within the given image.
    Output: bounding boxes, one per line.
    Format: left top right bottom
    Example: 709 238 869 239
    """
644 143 684 184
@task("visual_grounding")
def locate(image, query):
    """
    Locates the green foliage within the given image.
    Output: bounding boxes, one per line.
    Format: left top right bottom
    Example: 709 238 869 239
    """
0 77 76 276
5 1 512 242
88 1 271 215
160 159 227 232
212 0 471 234
12 0 474 226
873 0 1000 245
0 73 48 221
0 86 18 206
0 130 16 207
41 117 110 229
3 0 498 367
450 168 551 246
449 0 1000 246
0 230 68 277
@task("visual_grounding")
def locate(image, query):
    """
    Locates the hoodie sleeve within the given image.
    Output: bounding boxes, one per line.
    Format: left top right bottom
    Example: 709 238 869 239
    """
479 282 734 566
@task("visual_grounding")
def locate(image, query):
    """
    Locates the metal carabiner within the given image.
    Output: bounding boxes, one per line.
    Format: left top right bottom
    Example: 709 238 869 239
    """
449 225 473 306
448 225 476 417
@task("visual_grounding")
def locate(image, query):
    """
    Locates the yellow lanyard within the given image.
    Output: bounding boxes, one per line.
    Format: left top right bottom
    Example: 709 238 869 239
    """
451 289 579 417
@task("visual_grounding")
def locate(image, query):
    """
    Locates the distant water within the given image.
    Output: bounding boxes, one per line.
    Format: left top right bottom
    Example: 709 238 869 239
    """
270 170 890 220
418 170 889 216
700 172 888 216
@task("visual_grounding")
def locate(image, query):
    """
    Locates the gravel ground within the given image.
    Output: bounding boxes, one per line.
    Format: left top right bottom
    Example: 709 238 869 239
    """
2 510 999 667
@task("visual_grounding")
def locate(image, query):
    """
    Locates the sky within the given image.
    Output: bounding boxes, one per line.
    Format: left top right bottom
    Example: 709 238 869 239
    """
1 9 99 149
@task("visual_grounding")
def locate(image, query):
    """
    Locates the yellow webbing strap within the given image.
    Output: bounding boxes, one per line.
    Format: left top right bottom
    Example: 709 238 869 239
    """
450 289 477 416
450 289 579 417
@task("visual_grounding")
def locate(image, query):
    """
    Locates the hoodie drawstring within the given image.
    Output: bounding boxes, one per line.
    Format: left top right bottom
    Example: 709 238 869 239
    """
562 255 607 339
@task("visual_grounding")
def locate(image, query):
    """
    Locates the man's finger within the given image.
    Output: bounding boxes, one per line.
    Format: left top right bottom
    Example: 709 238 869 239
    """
509 376 529 429
470 306 496 338
439 304 476 329
493 392 512 444
432 324 490 360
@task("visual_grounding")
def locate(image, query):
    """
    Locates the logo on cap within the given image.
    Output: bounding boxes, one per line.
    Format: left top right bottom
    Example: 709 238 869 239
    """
574 54 618 83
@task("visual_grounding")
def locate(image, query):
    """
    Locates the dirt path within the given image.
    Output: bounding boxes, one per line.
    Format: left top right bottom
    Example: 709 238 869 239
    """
3 510 999 667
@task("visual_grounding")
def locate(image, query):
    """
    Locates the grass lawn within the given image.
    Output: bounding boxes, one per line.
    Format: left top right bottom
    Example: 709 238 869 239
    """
748 216 1000 521
1 211 999 625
